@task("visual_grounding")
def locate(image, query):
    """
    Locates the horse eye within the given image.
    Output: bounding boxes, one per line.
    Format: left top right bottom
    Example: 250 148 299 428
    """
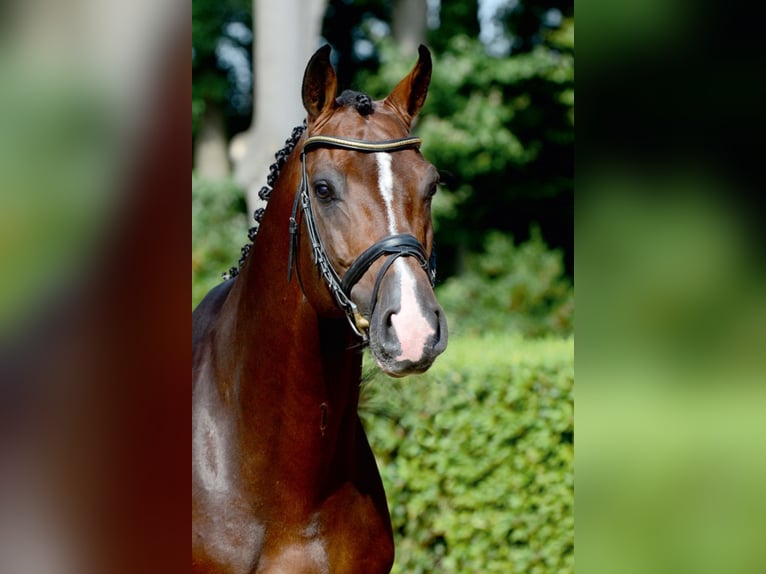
427 181 439 198
314 182 332 201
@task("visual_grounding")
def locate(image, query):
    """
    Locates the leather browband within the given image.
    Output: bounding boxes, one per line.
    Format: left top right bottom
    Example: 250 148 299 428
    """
303 135 422 154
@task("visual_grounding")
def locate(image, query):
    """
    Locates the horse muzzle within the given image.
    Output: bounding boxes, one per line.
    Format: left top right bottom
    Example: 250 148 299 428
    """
367 258 448 377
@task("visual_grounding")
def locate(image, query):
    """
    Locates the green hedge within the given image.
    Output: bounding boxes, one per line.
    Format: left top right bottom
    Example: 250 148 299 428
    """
361 334 574 573
436 229 574 338
192 175 248 308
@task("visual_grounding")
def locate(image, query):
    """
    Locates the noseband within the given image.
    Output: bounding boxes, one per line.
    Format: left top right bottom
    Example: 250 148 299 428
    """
288 134 436 339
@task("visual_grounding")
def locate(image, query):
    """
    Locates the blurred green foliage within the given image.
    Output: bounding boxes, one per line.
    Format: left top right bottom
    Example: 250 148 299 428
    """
577 172 766 574
426 0 480 53
191 175 248 307
193 0 574 277
192 0 251 139
355 23 574 276
362 334 574 573
437 228 573 338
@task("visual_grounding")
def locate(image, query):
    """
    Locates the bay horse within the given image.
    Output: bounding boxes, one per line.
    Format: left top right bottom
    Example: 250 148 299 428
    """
192 45 447 573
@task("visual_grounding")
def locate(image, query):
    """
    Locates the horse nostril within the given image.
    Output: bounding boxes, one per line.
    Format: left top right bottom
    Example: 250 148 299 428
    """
380 310 397 346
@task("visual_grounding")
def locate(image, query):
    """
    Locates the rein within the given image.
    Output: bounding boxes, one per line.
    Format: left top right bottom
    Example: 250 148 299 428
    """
289 134 436 340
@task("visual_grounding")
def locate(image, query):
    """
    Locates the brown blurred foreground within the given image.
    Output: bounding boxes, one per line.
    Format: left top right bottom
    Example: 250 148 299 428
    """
0 2 189 572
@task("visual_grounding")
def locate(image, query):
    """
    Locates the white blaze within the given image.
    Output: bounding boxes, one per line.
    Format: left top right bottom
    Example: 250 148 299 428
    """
375 153 397 235
375 153 435 362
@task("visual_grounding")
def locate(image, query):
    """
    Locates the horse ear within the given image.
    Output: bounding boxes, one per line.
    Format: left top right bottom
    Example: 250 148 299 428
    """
384 45 432 128
302 44 338 122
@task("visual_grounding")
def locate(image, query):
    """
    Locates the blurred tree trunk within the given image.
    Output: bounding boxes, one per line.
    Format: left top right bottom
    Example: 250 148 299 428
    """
392 0 427 56
194 100 230 179
233 0 327 219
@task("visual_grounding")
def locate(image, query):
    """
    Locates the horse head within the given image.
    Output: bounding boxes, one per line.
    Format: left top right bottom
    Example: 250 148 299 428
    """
293 44 448 377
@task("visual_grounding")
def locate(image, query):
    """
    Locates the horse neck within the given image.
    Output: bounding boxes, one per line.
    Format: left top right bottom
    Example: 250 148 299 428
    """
213 151 364 503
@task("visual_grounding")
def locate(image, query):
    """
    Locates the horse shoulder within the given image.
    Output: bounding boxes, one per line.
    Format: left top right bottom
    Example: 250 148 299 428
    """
193 280 234 350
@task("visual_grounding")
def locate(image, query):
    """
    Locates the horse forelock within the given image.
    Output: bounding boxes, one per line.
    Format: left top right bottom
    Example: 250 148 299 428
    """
336 90 374 116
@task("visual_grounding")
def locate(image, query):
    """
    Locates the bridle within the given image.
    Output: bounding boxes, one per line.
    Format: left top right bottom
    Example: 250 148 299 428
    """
288 134 436 340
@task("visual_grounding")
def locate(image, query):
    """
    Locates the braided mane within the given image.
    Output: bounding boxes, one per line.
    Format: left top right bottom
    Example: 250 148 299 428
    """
223 121 307 280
